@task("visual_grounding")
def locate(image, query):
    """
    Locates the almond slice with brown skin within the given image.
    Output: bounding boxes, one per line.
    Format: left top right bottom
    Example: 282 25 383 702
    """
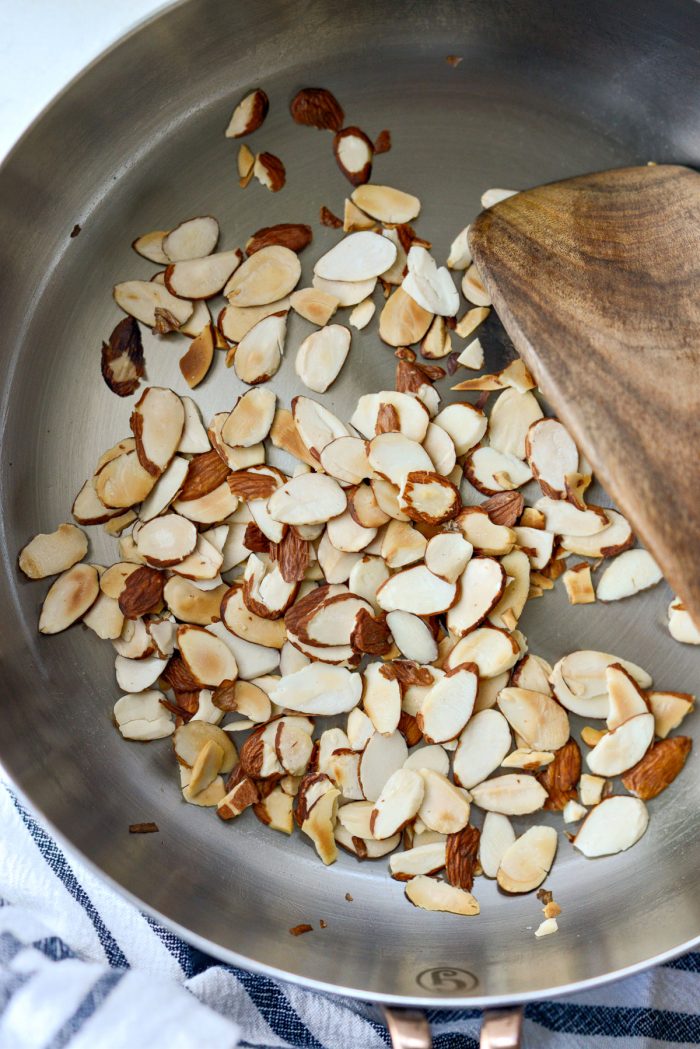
242 555 297 618
112 617 154 659
433 402 487 456
386 612 437 664
234 314 286 385
302 593 373 646
83 592 124 640
253 152 286 192
418 664 478 744
352 391 430 442
380 520 426 568
488 388 543 459
377 565 457 616
648 690 694 737
162 216 219 261
312 274 377 307
333 126 373 184
351 184 421 224
173 720 236 771
295 324 351 393
513 525 554 571
371 480 410 524
606 663 650 730
114 691 174 741
390 842 447 880
446 557 506 637
621 736 692 800
113 281 193 328
177 397 210 454
95 451 156 508
418 769 471 834
359 729 408 801
424 533 472 584
525 418 579 498
222 388 276 447
289 288 339 326
292 396 350 460
456 507 515 556
453 709 512 789
559 510 634 559
462 263 491 307
179 323 215 388
19 524 87 580
489 549 530 629
573 795 649 858
534 497 608 537
470 774 547 815
136 514 198 567
348 556 390 614
405 875 479 916
101 317 145 398
362 662 402 735
173 482 239 525
423 422 456 476
221 585 287 648
139 457 190 523
344 198 376 232
72 479 126 525
399 471 461 524
586 712 655 776
178 625 239 688
132 229 170 264
246 224 312 256
219 298 290 341
38 563 99 634
464 446 532 495
225 88 269 138
368 433 433 486
596 549 663 602
550 650 652 720
275 720 314 776
270 663 362 716
131 387 185 478
165 250 242 300
320 437 372 485
326 509 376 553
668 599 700 645
315 232 396 283
510 654 553 696
497 687 570 751
496 825 557 894
378 286 433 347
225 246 301 307
370 768 424 839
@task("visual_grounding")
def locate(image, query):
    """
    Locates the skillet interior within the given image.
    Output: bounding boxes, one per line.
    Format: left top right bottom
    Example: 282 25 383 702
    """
0 0 699 1005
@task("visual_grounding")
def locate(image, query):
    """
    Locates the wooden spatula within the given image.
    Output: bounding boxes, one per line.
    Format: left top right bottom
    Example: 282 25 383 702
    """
469 164 700 628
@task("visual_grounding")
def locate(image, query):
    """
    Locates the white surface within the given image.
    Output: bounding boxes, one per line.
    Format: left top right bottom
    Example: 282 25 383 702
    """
0 0 170 162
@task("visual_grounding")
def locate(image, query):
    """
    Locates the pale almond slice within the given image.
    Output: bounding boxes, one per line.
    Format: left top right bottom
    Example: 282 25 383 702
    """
551 650 651 720
349 298 375 330
115 653 167 693
371 479 411 523
131 387 185 478
147 617 177 659
378 286 433 346
314 231 396 282
267 473 346 525
219 298 290 341
368 433 433 486
222 388 276 447
208 416 265 472
513 526 555 571
573 795 649 857
359 729 408 801
352 391 430 442
424 533 472 584
386 611 437 664
287 630 356 666
534 496 608 537
95 451 157 508
334 825 400 858
403 744 451 777
113 281 193 328
312 274 377 307
136 514 197 567
178 397 211 454
224 88 269 138
303 593 373 646
596 549 662 602
180 298 213 338
464 446 532 495
316 531 361 585
83 591 124 640
377 565 456 616
456 507 515 556
648 690 694 737
132 229 170 264
72 479 126 525
348 556 390 613
233 313 286 384
402 245 459 316
433 402 487 456
525 418 579 497
112 617 154 658
370 768 424 839
320 437 372 484
446 225 471 270
173 720 236 771
163 576 227 625
163 216 219 261
559 510 634 558
295 324 351 393
224 679 273 722
221 585 287 648
497 687 570 751
38 563 99 634
178 624 239 687
562 799 588 823
362 662 402 735
479 811 516 878
447 557 506 637
462 264 491 307
586 712 655 776
471 774 547 815
399 471 461 524
510 654 553 696
139 456 189 522
165 249 242 300
496 825 557 894
456 305 490 340
270 663 362 715
481 188 517 208
418 769 471 834
114 690 174 741
668 599 700 645
390 842 447 880
275 720 314 776
289 288 339 326
418 664 478 743
208 619 279 679
446 627 520 678
474 671 510 713
327 509 377 553
347 708 375 751
487 388 544 460
488 549 530 629
242 555 297 618
19 523 87 580
379 227 407 284
453 709 512 788
292 395 350 460
351 184 420 224
422 423 456 478
225 246 301 307
579 774 606 806
606 663 649 730
173 483 239 525
405 875 479 916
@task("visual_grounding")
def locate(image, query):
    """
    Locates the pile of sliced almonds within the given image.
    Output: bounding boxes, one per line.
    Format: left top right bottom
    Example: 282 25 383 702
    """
22 88 699 926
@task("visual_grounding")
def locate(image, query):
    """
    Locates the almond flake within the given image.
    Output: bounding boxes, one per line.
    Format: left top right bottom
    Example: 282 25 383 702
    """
668 599 700 645
525 418 579 498
550 650 651 720
385 611 436 664
399 470 461 524
222 388 276 447
559 510 634 559
19 524 87 580
390 842 447 880
648 690 694 737
351 184 420 225
446 626 520 678
234 313 286 385
579 773 605 806
447 557 506 637
586 712 655 776
402 246 459 316
378 286 433 346
424 533 472 584
573 795 649 857
535 497 608 537
290 287 339 326
315 232 395 283
359 729 408 801
497 825 556 894
377 565 456 616
433 401 487 456
295 324 351 393
333 126 373 184
162 216 219 261
405 875 479 916
453 709 512 788
132 229 170 264
462 264 491 306
292 396 350 460
371 768 424 839
114 690 174 741
471 774 547 815
131 387 185 478
179 323 215 388
254 152 286 192
225 245 300 307
38 563 99 634
418 769 471 834
596 549 663 602
178 625 239 688
312 274 377 306
352 391 430 443
237 143 255 186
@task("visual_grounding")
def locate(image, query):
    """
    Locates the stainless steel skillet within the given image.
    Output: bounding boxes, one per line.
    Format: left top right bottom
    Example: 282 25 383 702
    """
0 0 699 1044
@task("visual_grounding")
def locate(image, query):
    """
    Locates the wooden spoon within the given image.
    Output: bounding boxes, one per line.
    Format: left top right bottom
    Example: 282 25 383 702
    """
469 164 700 627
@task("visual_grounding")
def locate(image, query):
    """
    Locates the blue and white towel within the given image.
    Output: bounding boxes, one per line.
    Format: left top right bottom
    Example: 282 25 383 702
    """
1 778 700 1049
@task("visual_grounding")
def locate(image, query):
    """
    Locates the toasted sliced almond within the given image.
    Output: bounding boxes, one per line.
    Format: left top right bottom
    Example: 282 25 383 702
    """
513 526 554 571
403 744 451 777
379 286 433 346
606 663 649 731
174 720 236 773
162 216 219 262
290 287 339 327
132 229 170 264
456 508 515 556
178 625 239 687
471 774 547 815
453 709 512 789
326 509 376 553
510 654 552 696
112 617 154 659
319 437 371 485
433 402 487 456
312 273 377 306
136 514 197 567
295 324 351 393
351 184 420 224
225 88 269 138
399 471 460 524
456 305 490 341
535 496 608 537
497 688 570 751
353 391 430 443
402 246 459 316
370 768 425 839
586 712 654 776
19 524 87 580
113 281 193 328
496 825 557 894
668 598 700 645
648 690 694 737
221 585 286 648
596 549 662 602
390 842 447 880
268 662 361 716
478 811 516 878
332 126 373 184
175 397 210 454
225 246 301 307
139 457 189 523
38 564 99 634
83 591 124 640
424 533 472 584
368 433 433 487
551 650 652 720
95 451 157 509
253 152 286 192
418 769 471 834
559 510 634 559
115 652 167 693
72 478 126 525
486 389 543 461
503 749 555 770
418 664 478 744
385 611 437 664
267 473 346 525
301 592 372 647
131 387 185 479
178 324 214 389
405 875 479 915
222 388 276 447
447 557 506 637
234 313 286 385
573 795 649 857
165 249 242 300
488 549 530 629
525 418 579 497
579 773 605 806
446 626 520 678
219 298 290 342
237 143 255 186
462 264 491 306
292 396 350 461
464 446 532 495
377 565 456 616
114 690 174 740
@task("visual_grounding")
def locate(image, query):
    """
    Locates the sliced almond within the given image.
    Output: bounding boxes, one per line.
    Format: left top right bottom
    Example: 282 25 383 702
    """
385 612 437 664
131 387 185 478
424 533 472 584
462 264 491 307
447 557 506 637
456 507 515 556
348 297 376 330
377 565 456 616
402 245 459 317
479 812 515 878
390 842 447 880
668 598 700 645
132 229 169 264
513 526 555 571
551 650 652 720
605 663 649 730
596 549 662 602
327 509 376 553
351 184 420 225
177 397 210 454
510 654 552 696
312 274 377 307
225 88 269 138
370 767 425 839
488 549 530 629
136 514 197 567
234 313 286 385
497 688 570 751
503 749 554 770
292 395 350 460
359 661 401 735
162 216 219 262
38 563 99 634
19 524 87 580
399 471 461 524
418 769 471 834
332 126 373 184
352 391 430 443
433 402 487 456
95 450 157 509
464 446 532 495
178 625 239 687
481 188 517 208
267 473 346 526
253 152 286 192
289 288 339 328
470 774 547 815
486 388 544 460
446 627 520 678
221 585 286 648
535 496 608 537
418 664 478 744
165 249 242 301
222 388 276 447
114 690 174 741
496 826 557 894
579 774 605 806
115 652 167 693
319 437 371 485
525 418 579 497
573 795 649 857
648 690 694 738
559 510 634 559
359 729 408 801
453 709 512 789
295 324 351 393
268 662 361 716
301 592 372 647
219 298 290 342
378 286 433 346
315 232 395 283
225 246 301 307
367 433 433 487
113 281 193 328
405 875 478 916
586 712 654 776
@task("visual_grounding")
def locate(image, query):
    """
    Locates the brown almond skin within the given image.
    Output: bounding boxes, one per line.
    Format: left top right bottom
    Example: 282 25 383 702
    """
350 608 393 656
481 491 524 527
217 777 259 820
101 317 144 397
401 471 462 525
269 528 309 584
246 223 312 256
118 566 164 619
243 523 271 554
256 153 286 192
162 654 201 693
622 737 692 800
320 205 343 228
395 358 437 394
375 402 401 435
397 710 422 747
290 87 344 131
233 88 269 137
446 825 481 891
374 129 391 154
179 450 230 501
537 737 582 810
332 127 373 186
227 469 280 500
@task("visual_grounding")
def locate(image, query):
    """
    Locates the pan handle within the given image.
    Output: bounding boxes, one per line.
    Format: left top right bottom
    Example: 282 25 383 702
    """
381 1006 523 1049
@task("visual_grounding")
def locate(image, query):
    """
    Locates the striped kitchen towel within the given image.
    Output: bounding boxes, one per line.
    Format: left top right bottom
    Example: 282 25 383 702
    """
1 780 699 1049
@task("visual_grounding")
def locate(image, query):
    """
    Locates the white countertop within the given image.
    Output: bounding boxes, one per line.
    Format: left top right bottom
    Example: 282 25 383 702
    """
0 0 171 161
